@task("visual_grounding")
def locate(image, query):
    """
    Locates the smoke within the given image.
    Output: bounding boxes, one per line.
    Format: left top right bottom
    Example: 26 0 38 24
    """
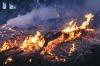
85 0 100 12
7 0 100 29
7 6 59 28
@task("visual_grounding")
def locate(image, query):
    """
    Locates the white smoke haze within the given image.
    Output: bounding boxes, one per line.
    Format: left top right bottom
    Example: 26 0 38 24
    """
7 6 59 28
7 0 100 29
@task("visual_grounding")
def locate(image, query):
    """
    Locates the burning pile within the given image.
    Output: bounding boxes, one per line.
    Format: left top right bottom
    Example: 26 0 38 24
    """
0 13 97 65
20 31 45 52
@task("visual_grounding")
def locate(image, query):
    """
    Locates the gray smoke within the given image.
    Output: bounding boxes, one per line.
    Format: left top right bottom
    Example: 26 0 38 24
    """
7 6 59 28
7 0 100 29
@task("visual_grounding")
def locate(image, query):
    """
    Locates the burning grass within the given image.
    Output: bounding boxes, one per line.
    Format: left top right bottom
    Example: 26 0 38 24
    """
0 13 100 66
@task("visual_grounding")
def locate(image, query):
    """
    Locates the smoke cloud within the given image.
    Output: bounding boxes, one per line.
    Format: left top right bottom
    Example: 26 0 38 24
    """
7 6 59 28
7 0 100 29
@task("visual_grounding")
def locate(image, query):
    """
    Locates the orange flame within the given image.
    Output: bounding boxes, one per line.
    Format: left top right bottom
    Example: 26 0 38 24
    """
5 57 13 64
62 20 78 33
0 41 17 52
1 24 7 28
41 13 93 61
62 13 94 33
0 13 94 62
61 13 94 42
1 24 15 32
8 27 15 32
80 13 94 29
20 31 45 52
68 43 76 56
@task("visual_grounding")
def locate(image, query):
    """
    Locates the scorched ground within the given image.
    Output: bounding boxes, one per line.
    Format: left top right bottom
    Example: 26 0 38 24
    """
0 13 100 66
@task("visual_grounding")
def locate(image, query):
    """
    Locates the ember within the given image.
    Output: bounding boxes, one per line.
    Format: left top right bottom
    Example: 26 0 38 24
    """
29 58 32 63
5 57 14 64
68 43 76 56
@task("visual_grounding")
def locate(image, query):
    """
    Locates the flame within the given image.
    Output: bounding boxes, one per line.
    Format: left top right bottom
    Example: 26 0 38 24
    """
8 27 15 32
41 13 93 61
1 24 15 32
0 31 45 53
61 20 82 42
64 32 82 42
1 24 7 28
80 13 94 29
45 51 66 62
0 13 94 62
62 20 78 33
47 54 67 62
68 43 76 56
0 41 17 52
62 13 94 33
5 57 13 64
0 42 10 52
20 31 45 52
61 13 94 42
43 34 64 54
40 34 67 62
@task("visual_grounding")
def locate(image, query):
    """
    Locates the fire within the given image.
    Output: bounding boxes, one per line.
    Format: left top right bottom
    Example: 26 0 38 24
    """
68 43 76 56
0 42 10 52
61 20 80 42
62 13 94 33
1 24 7 28
0 13 93 53
41 33 64 55
8 27 15 32
64 32 82 42
61 13 94 42
0 13 94 63
44 51 67 62
0 41 17 52
47 54 67 62
5 57 13 64
20 31 45 52
40 13 93 62
1 23 15 32
80 13 94 29
62 20 78 33
0 31 45 53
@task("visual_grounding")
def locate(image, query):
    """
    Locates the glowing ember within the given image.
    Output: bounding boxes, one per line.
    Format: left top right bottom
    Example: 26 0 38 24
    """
69 43 76 56
1 24 7 28
29 58 32 62
45 51 67 62
1 23 15 32
5 57 13 64
47 55 67 62
8 27 15 32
